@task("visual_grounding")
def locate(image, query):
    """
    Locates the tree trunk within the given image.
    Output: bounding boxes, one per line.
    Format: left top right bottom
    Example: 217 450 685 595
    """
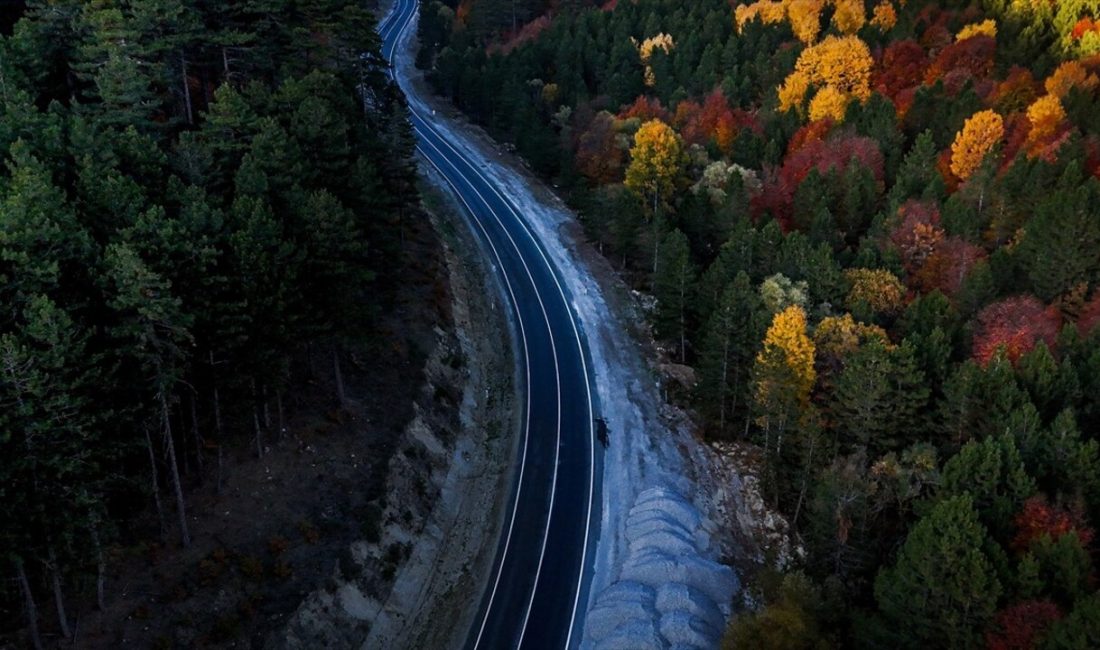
14 560 42 650
277 392 285 440
190 393 203 474
161 392 191 548
90 526 106 611
792 431 816 528
262 384 271 430
252 379 263 459
47 546 71 639
333 348 347 409
144 425 167 541
180 52 194 124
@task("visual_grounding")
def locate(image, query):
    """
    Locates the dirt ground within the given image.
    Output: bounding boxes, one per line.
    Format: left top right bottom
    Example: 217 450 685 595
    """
50 201 466 649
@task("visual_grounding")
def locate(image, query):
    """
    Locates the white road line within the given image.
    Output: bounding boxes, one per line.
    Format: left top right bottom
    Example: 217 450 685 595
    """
383 2 597 648
388 9 566 645
413 127 563 650
405 72 597 650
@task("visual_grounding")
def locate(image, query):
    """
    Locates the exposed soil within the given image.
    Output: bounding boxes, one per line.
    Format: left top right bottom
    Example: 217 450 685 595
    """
59 203 459 649
273 178 518 650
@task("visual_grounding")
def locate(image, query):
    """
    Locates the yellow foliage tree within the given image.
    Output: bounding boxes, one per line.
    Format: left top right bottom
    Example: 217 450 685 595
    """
814 314 892 366
636 33 675 87
754 305 817 416
870 1 897 30
788 0 826 44
778 70 812 113
814 313 862 360
1026 94 1066 144
956 19 997 41
778 35 873 115
844 268 906 315
809 85 850 122
626 119 685 210
949 109 1004 180
831 0 866 34
1045 60 1100 98
735 0 787 31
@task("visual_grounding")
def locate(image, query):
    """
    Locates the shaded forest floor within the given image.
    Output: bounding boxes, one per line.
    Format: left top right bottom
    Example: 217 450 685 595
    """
55 209 453 649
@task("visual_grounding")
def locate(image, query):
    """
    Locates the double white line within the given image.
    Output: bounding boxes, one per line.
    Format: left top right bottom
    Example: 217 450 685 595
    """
379 3 597 648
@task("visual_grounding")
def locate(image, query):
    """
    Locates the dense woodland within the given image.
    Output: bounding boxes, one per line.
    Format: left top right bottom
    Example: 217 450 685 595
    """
0 1 417 646
420 0 1100 646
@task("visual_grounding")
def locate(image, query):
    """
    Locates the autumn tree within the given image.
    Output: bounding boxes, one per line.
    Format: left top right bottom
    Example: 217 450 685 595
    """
972 296 1061 366
625 118 686 271
777 35 874 116
753 305 816 427
844 268 906 319
950 109 1004 181
985 601 1063 650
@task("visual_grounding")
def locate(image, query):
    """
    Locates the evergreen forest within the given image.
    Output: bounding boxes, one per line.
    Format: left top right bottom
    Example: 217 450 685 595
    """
0 1 417 645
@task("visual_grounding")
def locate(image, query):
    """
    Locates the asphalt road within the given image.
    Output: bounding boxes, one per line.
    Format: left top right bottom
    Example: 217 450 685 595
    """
378 2 602 649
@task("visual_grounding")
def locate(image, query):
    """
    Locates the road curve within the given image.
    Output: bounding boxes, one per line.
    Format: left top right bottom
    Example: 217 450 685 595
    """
378 2 602 649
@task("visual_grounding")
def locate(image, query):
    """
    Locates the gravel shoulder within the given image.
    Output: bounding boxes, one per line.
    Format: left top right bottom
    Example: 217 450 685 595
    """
388 13 774 649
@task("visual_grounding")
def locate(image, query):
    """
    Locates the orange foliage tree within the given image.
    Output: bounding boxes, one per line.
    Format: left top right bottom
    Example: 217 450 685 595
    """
1045 60 1100 98
871 1 897 31
1026 94 1068 152
913 237 986 297
890 201 944 275
950 109 1004 180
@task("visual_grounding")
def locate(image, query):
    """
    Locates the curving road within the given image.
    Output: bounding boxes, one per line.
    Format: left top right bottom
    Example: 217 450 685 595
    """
377 2 602 649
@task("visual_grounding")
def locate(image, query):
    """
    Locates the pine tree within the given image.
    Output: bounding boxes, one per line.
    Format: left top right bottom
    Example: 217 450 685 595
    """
696 272 765 436
830 338 929 455
874 495 1002 648
653 229 696 362
938 433 1036 541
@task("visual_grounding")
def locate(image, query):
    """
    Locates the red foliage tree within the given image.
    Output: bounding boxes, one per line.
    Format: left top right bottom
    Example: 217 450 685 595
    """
985 600 1063 650
1078 292 1100 337
1001 112 1031 165
912 236 984 297
923 35 996 90
991 67 1041 114
675 90 741 154
757 134 884 226
619 95 670 123
890 200 944 275
779 134 885 189
874 39 929 100
574 111 624 184
787 118 836 157
1012 495 1094 552
972 296 1061 366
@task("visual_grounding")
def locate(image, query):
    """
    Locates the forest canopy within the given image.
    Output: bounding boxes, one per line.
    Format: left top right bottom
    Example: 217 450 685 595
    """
419 0 1100 645
0 1 416 645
